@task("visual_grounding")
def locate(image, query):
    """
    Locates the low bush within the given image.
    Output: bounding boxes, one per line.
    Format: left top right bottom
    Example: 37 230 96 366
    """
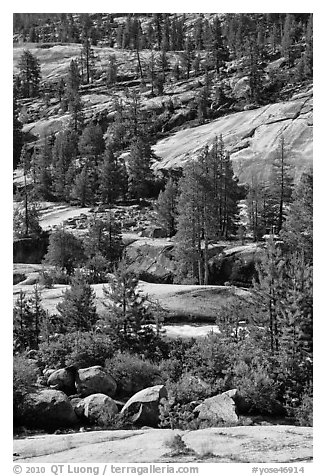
39 268 71 286
293 386 313 426
105 352 163 398
159 399 200 430
166 373 215 405
13 354 40 422
38 332 115 369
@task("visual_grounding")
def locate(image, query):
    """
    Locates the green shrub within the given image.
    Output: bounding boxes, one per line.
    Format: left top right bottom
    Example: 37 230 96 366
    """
38 332 115 369
166 373 215 404
183 333 233 386
230 360 282 415
39 268 71 286
285 383 313 426
105 352 163 398
164 433 195 455
159 399 200 430
293 386 313 426
13 354 39 422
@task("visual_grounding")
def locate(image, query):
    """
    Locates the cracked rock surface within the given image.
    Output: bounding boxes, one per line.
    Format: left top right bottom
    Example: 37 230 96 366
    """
153 88 312 183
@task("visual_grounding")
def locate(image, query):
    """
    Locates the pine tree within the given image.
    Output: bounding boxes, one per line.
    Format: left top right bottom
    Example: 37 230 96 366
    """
80 14 96 84
155 178 178 237
269 137 294 234
13 201 42 239
71 165 93 206
194 15 204 50
254 238 287 353
98 149 127 204
175 136 241 284
281 169 313 263
106 54 118 87
17 50 41 98
52 129 79 200
180 36 194 79
282 14 296 66
13 81 23 169
57 271 98 332
102 260 161 352
63 60 84 133
44 227 85 275
78 123 105 163
33 133 54 200
127 137 154 199
153 14 163 49
13 287 46 351
83 214 123 269
302 14 313 79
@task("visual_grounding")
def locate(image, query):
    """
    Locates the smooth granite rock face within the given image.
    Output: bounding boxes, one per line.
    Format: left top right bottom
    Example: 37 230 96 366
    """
153 88 313 183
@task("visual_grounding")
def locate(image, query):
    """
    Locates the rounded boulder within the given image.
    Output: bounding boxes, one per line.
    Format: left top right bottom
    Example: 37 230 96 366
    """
21 389 78 430
75 366 117 397
79 393 119 426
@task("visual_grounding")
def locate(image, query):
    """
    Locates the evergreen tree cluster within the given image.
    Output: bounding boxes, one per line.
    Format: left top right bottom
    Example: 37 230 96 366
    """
170 136 241 284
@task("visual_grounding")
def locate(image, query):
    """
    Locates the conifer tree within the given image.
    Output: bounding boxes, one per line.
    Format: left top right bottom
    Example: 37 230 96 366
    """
13 81 23 169
180 36 194 79
44 227 85 275
13 287 46 351
127 137 154 199
80 14 96 84
71 165 93 206
102 261 161 352
155 178 178 237
83 214 123 269
52 129 79 200
17 50 41 98
175 137 241 284
98 149 127 204
57 270 98 332
282 14 296 66
13 201 42 239
106 54 118 87
281 169 313 263
78 123 105 164
33 133 54 200
269 137 294 234
63 60 84 133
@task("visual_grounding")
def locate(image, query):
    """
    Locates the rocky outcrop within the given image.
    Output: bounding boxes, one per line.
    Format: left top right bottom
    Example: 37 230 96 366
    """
76 393 118 426
125 240 177 284
193 391 239 425
75 366 117 398
209 243 264 286
13 232 49 264
47 366 77 395
19 389 78 430
121 385 168 427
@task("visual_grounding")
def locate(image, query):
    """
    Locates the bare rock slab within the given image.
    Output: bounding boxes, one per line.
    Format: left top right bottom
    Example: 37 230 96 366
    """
13 426 312 463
